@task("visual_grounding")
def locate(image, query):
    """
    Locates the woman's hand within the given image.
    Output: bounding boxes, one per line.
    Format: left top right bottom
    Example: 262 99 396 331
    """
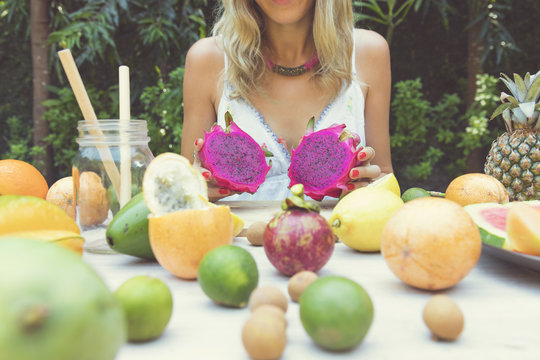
193 138 239 202
345 146 382 192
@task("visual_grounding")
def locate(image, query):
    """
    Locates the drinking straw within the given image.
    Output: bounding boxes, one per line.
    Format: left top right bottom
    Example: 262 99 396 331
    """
57 49 121 198
119 65 132 207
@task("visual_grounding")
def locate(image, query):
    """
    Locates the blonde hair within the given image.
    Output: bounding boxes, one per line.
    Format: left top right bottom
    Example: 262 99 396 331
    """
212 0 354 101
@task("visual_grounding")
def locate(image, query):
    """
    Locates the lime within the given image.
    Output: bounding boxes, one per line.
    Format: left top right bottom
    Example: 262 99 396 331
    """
300 276 374 351
114 275 173 342
401 187 431 202
198 245 259 307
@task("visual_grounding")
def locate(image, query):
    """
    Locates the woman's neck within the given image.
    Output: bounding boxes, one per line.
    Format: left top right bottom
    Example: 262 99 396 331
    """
261 15 315 67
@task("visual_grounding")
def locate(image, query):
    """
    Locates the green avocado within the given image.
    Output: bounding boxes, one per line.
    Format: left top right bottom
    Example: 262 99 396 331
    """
106 192 154 260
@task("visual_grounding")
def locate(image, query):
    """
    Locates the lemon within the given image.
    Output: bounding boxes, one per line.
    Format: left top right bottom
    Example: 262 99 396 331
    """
329 187 404 251
368 173 400 197
142 152 208 216
198 245 259 307
231 212 245 237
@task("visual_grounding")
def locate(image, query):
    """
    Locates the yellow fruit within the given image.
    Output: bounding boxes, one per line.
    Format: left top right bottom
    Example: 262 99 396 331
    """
0 159 48 199
0 195 80 235
445 173 508 206
506 203 540 256
231 212 245 237
77 171 109 226
423 295 464 341
368 172 401 197
329 187 404 252
149 205 233 280
46 176 76 219
142 152 208 216
381 197 481 290
0 229 84 256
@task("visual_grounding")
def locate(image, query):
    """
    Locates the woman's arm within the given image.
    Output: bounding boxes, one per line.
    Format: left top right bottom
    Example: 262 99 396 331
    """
181 37 233 201
349 29 393 187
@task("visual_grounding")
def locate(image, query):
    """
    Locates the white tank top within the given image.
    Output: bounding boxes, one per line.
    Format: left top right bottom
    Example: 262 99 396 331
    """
216 35 365 201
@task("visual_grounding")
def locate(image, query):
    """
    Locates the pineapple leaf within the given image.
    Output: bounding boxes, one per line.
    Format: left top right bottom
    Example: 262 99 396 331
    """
512 106 528 125
513 73 528 102
524 72 531 87
500 75 518 98
536 103 540 111
524 73 540 102
518 102 536 119
501 94 519 105
502 108 513 132
490 102 513 120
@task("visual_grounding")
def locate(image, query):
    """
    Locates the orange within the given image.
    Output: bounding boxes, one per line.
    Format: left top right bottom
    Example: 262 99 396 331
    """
381 197 481 290
0 195 80 235
0 159 48 198
77 171 109 226
445 173 508 206
46 176 76 219
149 205 233 280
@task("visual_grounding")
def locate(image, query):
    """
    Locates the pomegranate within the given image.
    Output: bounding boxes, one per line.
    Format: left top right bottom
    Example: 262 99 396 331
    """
263 184 335 276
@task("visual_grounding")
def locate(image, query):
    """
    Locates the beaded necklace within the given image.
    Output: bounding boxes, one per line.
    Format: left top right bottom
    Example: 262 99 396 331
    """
265 52 319 77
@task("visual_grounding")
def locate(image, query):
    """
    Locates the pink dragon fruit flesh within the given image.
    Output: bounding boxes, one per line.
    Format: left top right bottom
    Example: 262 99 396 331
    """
199 111 272 193
288 118 361 201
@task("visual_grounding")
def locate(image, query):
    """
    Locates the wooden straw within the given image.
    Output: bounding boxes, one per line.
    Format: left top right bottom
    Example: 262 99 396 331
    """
57 49 121 198
119 65 132 207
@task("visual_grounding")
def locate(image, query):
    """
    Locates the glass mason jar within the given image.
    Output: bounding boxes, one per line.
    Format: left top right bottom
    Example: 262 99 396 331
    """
72 119 154 253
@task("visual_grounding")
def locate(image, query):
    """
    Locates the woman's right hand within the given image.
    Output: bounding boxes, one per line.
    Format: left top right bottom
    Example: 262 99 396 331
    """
193 138 238 202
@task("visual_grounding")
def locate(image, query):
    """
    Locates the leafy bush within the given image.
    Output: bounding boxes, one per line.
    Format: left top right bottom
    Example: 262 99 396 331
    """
390 74 501 191
1 117 44 166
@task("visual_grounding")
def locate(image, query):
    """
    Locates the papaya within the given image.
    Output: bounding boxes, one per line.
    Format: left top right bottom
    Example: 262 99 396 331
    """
106 192 154 260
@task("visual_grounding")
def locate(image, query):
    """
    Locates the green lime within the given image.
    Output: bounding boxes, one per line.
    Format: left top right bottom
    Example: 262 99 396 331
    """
198 245 259 308
300 276 374 351
114 275 173 342
401 187 431 202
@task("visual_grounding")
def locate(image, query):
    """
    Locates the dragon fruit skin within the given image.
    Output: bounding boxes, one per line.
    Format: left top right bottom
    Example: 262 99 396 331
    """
199 112 271 193
288 122 361 201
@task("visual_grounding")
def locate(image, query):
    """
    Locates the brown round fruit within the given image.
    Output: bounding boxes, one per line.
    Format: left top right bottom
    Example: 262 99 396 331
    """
445 173 508 206
381 197 482 290
423 295 464 341
242 312 287 360
46 177 76 219
252 304 287 328
248 285 288 314
287 270 318 302
246 221 267 246
77 171 109 226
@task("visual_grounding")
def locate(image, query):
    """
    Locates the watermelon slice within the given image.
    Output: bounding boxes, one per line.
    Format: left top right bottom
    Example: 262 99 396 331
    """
464 200 540 248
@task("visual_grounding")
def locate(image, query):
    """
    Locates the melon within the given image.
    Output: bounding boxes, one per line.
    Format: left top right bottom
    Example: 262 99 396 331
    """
464 200 540 248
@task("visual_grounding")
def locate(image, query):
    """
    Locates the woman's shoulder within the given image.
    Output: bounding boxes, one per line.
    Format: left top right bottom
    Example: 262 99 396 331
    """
353 29 390 58
185 36 225 72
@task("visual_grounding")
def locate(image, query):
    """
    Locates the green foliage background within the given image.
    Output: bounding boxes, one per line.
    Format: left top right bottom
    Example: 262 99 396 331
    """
1 0 539 191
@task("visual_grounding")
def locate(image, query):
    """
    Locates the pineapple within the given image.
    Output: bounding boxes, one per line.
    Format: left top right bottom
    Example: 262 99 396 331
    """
484 70 540 201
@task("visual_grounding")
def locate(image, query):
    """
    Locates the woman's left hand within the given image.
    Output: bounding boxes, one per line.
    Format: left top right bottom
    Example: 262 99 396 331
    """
346 146 381 192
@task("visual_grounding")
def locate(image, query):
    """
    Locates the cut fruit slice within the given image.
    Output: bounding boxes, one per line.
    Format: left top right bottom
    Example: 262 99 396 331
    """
142 153 208 216
368 173 400 197
464 200 540 248
506 203 540 256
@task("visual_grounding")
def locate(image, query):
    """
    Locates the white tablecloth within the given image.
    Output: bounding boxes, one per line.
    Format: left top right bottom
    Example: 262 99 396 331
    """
82 201 540 360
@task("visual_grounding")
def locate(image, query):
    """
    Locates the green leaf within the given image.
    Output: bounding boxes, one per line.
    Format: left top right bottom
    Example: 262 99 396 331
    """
490 102 513 120
513 73 528 102
524 73 540 102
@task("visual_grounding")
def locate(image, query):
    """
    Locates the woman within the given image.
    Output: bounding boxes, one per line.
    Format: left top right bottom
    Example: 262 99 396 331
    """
181 0 392 201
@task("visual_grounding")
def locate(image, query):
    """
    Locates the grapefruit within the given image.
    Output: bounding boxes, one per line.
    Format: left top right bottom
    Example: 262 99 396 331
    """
445 173 509 206
381 197 482 290
0 159 48 198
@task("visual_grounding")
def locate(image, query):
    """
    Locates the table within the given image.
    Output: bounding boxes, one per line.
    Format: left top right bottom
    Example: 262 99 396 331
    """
82 201 540 360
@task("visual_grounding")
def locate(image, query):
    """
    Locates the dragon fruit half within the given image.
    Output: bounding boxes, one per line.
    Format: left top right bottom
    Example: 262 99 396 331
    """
288 118 361 201
199 111 272 193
